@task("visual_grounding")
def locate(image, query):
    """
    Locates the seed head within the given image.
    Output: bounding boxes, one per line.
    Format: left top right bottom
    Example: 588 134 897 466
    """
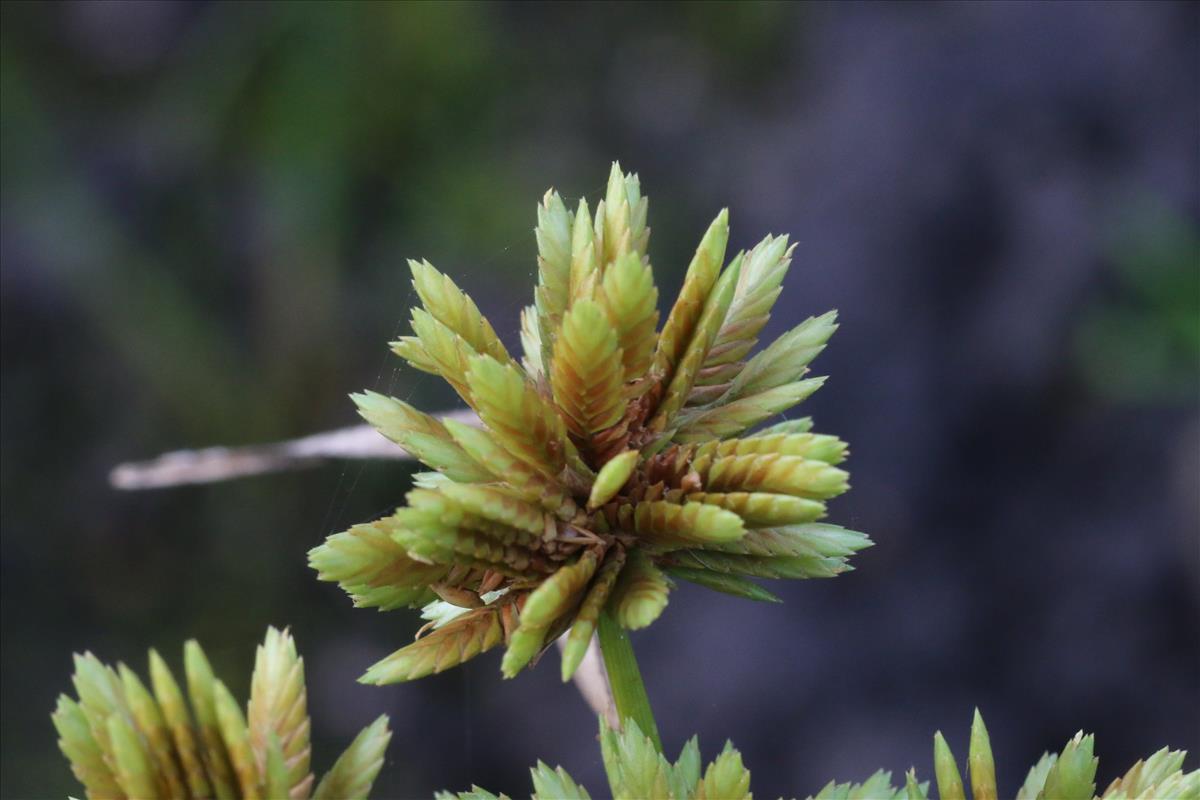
310 163 872 684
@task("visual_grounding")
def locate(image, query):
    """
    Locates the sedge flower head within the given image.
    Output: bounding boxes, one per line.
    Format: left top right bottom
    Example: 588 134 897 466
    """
310 164 871 684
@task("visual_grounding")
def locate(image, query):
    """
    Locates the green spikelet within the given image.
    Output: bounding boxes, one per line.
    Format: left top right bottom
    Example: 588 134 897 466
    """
531 761 593 800
632 501 746 546
502 551 600 678
701 233 793 374
968 709 998 800
392 511 546 578
437 789 510 800
587 450 639 510
808 770 909 800
1039 731 1097 800
70 652 124 760
652 209 730 384
409 307 479 401
389 335 442 376
361 605 505 684
551 299 628 440
534 189 573 360
934 730 967 800
118 663 185 797
561 548 627 681
609 549 671 630
671 736 703 800
312 716 392 800
599 717 673 800
685 492 827 526
650 251 744 431
107 712 161 800
520 551 601 628
408 488 542 548
467 355 573 478
520 305 545 379
262 735 292 800
309 518 451 611
443 419 578 517
52 694 123 799
430 483 550 539
674 378 827 442
212 681 260 800
1017 753 1058 800
1099 748 1190 799
247 627 312 797
497 614 554 679
725 311 838 402
710 524 872 559
184 640 238 799
352 391 492 482
148 648 210 798
905 769 931 800
696 432 848 464
753 417 813 436
409 259 511 364
695 453 849 500
597 253 659 381
436 789 509 800
570 198 600 303
695 742 752 800
597 162 649 267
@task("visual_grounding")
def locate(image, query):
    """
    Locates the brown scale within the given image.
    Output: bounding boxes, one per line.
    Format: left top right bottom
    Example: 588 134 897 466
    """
641 444 702 492
520 550 556 574
431 583 483 609
499 596 524 641
588 418 632 466
685 382 728 406
596 503 621 530
616 377 663 451
444 564 475 586
615 504 634 531
477 569 505 595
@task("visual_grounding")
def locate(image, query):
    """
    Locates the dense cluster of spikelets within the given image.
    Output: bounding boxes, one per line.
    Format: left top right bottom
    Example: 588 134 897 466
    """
309 163 870 685
439 712 1198 800
52 627 391 800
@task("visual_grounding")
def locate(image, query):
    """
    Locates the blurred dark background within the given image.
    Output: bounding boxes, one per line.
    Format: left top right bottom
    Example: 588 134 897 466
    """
2 2 1198 798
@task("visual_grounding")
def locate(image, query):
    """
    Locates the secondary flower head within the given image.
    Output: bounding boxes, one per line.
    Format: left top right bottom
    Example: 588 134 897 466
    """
52 627 391 800
310 164 870 685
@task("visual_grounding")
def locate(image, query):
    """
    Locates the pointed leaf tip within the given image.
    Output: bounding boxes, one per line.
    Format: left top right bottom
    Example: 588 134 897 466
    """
933 730 966 800
968 710 998 800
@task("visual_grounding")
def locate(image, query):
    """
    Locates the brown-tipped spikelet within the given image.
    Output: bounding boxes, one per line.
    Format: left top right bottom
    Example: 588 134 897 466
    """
52 627 391 800
311 163 872 685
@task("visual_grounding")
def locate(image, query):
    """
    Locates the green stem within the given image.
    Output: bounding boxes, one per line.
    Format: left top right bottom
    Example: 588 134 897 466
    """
596 610 662 752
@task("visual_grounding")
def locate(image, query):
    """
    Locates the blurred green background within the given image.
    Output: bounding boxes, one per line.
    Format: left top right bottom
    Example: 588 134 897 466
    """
2 2 1197 798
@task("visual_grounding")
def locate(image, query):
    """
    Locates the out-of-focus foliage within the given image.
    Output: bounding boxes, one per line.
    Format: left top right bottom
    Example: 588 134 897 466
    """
1075 207 1200 403
52 627 390 800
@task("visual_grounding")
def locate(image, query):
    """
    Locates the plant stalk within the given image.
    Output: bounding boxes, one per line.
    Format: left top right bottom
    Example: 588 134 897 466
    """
596 610 662 752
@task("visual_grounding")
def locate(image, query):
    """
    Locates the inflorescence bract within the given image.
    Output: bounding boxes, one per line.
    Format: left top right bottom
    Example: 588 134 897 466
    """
309 163 869 686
